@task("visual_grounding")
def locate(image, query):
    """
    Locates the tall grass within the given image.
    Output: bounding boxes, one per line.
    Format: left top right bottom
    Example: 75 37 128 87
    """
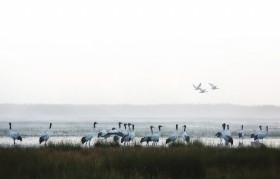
1 142 280 179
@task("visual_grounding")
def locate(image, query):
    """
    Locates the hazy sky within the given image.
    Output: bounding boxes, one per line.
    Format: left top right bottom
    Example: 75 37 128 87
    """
0 0 280 105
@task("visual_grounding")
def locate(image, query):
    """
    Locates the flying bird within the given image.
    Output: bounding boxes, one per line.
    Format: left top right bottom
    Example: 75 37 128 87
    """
199 88 208 93
193 83 201 90
209 83 219 90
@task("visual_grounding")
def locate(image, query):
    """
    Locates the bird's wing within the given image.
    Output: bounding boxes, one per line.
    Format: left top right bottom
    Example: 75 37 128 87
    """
40 132 49 138
198 83 201 88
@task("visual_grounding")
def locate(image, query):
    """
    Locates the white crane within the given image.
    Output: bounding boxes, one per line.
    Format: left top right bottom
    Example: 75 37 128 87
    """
121 124 133 145
98 129 108 139
251 125 262 139
193 83 201 90
103 122 124 138
166 124 179 144
140 126 154 145
39 123 52 146
113 122 123 142
226 124 231 136
254 126 268 142
81 122 98 146
238 125 244 142
199 88 208 93
147 125 163 146
182 125 190 143
209 83 219 90
215 123 226 143
9 122 22 146
215 123 233 146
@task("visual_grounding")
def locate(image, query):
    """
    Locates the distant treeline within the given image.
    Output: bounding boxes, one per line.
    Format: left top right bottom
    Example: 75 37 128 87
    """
0 104 279 119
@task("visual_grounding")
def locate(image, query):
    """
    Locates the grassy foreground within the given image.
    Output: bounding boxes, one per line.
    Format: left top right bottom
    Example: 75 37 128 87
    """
1 141 280 179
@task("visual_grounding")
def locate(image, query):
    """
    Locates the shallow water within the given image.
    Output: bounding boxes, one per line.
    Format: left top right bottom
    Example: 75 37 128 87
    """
1 136 279 148
1 119 279 148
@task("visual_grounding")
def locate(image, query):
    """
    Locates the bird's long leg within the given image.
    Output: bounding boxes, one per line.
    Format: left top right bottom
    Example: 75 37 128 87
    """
89 141 90 147
14 140 15 146
45 141 47 146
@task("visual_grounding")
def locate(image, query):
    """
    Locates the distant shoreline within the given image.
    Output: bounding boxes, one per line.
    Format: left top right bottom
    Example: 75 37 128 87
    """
0 104 280 119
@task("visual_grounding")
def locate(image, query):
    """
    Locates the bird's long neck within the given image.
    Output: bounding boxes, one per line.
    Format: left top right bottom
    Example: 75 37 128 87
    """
92 123 96 132
158 128 162 136
119 123 121 129
9 123 11 130
184 127 186 132
150 127 153 134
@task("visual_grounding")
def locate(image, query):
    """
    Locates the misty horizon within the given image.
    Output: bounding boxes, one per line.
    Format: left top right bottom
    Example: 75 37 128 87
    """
1 103 280 121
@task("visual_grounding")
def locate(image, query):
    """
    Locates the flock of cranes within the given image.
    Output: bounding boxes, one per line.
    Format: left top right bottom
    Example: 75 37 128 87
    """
215 123 269 146
7 122 269 146
193 83 219 93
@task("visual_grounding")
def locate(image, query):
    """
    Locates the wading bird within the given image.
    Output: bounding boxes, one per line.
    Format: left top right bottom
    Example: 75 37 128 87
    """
121 124 135 145
39 123 52 146
9 122 22 146
113 122 123 142
81 122 98 146
166 124 179 144
254 126 268 142
251 125 262 139
215 123 233 146
140 126 154 145
238 125 244 142
103 122 124 138
226 125 231 136
182 125 190 143
147 125 163 146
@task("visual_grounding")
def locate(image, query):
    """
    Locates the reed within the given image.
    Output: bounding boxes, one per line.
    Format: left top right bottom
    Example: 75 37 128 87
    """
0 142 280 179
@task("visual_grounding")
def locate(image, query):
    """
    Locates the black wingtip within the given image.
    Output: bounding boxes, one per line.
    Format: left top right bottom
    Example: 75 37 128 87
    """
39 136 44 144
98 132 102 138
186 136 190 143
215 132 222 138
166 138 170 144
17 136 22 141
229 137 233 145
140 137 144 143
251 134 255 138
81 137 86 144
254 135 259 141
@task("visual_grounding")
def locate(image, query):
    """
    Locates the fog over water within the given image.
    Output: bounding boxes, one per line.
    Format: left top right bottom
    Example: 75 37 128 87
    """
1 104 279 147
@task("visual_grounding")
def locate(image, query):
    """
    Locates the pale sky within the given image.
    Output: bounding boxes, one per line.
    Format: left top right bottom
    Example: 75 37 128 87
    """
0 0 280 105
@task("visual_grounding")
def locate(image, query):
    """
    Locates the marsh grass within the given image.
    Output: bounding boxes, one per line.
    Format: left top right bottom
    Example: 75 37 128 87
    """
94 140 120 147
1 142 280 179
46 141 81 151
